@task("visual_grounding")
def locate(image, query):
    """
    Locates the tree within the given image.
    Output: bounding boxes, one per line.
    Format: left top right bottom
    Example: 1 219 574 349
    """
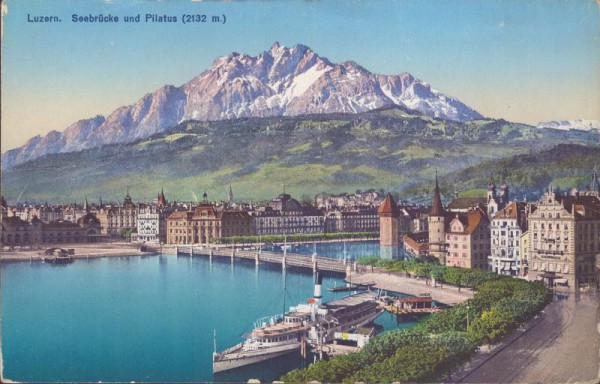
430 266 445 287
468 307 515 344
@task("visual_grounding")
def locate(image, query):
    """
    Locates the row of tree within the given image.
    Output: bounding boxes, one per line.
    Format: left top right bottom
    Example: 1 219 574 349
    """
281 258 552 382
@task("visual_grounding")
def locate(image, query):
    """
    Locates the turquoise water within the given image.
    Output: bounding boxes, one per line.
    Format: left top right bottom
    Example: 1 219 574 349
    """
1 251 413 382
264 240 380 260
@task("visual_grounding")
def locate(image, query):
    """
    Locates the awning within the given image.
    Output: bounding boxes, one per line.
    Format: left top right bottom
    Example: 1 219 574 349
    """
554 278 568 285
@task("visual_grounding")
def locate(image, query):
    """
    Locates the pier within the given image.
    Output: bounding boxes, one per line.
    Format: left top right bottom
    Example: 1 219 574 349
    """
175 245 350 274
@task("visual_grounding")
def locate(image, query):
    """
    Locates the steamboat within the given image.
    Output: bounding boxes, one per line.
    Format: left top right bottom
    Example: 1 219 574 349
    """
212 273 383 373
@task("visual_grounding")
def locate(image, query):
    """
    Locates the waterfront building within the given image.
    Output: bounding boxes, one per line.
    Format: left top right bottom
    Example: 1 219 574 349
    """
489 202 531 276
193 204 253 243
96 192 137 236
0 216 42 247
325 208 379 233
1 214 102 247
166 204 254 244
136 190 176 243
403 232 429 257
166 211 195 244
527 189 600 290
253 194 324 236
445 208 490 270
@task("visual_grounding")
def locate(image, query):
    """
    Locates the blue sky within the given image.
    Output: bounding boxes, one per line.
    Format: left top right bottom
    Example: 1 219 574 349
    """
2 0 599 151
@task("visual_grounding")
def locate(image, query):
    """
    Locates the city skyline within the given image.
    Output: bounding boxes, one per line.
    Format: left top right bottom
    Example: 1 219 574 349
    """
2 0 599 152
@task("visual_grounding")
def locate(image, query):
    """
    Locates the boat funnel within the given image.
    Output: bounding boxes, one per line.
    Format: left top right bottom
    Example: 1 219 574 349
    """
314 272 323 300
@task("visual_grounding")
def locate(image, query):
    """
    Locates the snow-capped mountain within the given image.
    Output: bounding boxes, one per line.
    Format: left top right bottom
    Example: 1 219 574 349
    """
537 119 599 132
2 42 483 169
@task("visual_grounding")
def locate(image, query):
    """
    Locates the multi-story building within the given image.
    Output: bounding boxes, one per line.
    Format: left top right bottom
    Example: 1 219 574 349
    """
325 208 379 233
253 194 325 236
520 230 530 277
395 207 429 235
37 205 65 223
136 190 176 243
528 189 600 290
96 192 137 236
166 204 254 244
1 214 102 247
166 211 195 244
489 202 532 276
1 216 42 247
445 208 490 270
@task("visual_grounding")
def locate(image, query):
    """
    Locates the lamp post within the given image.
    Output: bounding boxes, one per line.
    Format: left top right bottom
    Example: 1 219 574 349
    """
466 303 470 332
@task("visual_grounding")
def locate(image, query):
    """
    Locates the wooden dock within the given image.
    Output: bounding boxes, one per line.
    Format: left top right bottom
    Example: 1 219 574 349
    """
383 304 442 315
175 246 349 274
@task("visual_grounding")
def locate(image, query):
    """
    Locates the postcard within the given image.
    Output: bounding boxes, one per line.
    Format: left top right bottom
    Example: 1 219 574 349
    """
1 0 599 383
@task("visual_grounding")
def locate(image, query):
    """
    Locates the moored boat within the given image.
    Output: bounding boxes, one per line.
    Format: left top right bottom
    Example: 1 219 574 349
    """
212 273 383 373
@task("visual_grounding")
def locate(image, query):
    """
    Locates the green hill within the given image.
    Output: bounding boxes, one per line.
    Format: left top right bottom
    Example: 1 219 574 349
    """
1 106 597 204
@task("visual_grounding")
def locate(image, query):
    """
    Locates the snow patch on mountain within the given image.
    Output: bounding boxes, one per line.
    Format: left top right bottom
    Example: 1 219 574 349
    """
3 42 484 169
537 119 599 132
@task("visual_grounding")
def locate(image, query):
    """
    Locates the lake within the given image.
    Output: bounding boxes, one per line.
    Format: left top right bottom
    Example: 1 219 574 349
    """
1 244 413 382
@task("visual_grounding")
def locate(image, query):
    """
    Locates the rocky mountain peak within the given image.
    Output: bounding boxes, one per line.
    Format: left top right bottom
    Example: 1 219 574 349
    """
3 42 484 169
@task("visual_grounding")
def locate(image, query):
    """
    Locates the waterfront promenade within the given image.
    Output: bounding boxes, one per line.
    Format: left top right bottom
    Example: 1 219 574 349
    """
350 272 473 305
0 243 147 262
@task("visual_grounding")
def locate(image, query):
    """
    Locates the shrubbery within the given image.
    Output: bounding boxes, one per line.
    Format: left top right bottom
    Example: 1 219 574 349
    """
280 259 552 382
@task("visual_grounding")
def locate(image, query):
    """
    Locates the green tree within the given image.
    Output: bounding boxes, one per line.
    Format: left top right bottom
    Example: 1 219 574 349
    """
468 307 515 344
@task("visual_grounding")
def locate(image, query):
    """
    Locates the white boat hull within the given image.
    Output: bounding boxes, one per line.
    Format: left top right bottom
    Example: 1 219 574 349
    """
213 342 301 373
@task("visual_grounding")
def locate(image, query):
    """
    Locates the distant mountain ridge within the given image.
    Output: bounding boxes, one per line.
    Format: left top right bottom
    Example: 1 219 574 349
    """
2 42 483 169
536 119 599 132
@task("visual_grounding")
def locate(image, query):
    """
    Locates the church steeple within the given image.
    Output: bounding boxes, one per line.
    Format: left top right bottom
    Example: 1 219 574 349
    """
157 188 167 207
431 170 444 216
228 184 234 205
591 165 600 193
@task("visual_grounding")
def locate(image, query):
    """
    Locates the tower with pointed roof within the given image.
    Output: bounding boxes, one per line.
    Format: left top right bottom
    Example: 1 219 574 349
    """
428 172 447 264
379 193 400 260
228 184 234 205
157 188 167 207
378 193 400 259
589 166 600 196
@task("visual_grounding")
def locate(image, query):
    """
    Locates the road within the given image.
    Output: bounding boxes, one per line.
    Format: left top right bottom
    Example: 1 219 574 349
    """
458 291 599 383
